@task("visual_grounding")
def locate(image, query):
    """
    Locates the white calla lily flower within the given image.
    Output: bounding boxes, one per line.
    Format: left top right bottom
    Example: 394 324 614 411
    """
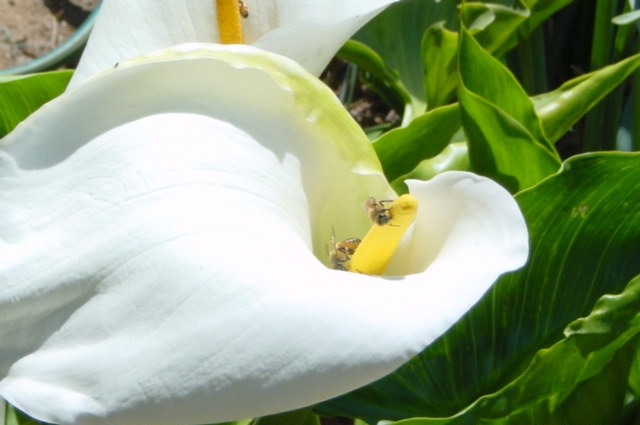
0 44 528 425
69 0 398 88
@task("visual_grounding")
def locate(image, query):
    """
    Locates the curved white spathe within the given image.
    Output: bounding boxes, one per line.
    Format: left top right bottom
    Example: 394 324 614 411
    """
0 45 528 425
69 0 398 87
386 174 529 277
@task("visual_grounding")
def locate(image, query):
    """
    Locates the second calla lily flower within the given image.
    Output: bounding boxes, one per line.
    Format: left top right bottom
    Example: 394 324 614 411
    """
69 0 400 87
0 43 528 425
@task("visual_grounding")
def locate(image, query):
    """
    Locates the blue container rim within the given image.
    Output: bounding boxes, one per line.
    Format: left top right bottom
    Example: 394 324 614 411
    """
0 2 102 75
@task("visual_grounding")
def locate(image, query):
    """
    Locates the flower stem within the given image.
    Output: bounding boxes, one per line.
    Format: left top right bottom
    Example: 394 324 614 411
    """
349 194 418 275
216 0 244 44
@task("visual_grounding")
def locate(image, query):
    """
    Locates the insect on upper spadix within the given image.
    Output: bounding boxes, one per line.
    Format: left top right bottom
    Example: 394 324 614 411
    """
238 0 249 18
364 197 395 226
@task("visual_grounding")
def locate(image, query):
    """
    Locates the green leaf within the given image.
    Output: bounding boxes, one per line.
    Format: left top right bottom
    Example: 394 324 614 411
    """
387 274 640 425
459 1 530 58
459 26 549 147
421 23 459 109
458 27 560 192
253 408 318 425
337 40 412 118
204 422 251 425
374 103 460 183
612 9 640 25
317 153 640 422
377 47 639 190
352 0 463 116
534 53 640 143
355 1 572 117
421 2 532 109
3 402 256 425
628 322 640 404
378 46 640 193
0 71 72 138
3 404 46 425
524 0 575 32
389 142 470 195
205 421 252 425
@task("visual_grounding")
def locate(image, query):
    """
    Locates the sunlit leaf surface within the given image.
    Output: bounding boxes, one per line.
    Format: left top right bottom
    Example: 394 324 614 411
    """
458 28 560 192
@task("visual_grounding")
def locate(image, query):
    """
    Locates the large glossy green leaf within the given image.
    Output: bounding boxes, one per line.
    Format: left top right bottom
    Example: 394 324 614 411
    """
534 53 640 143
0 71 72 138
459 27 550 147
458 27 560 192
387 274 640 424
317 153 640 422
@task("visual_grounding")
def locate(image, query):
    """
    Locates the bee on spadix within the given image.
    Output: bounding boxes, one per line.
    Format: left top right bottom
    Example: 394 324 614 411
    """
328 233 361 271
364 197 395 226
238 0 249 18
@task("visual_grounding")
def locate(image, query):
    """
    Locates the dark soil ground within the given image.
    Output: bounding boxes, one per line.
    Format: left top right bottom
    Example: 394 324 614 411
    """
322 57 399 130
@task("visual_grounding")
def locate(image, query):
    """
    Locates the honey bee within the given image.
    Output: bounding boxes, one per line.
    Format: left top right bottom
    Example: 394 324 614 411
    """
329 234 361 271
238 0 249 18
364 197 395 226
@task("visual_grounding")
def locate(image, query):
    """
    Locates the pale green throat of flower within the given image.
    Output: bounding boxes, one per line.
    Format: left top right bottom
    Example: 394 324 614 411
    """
214 1 418 274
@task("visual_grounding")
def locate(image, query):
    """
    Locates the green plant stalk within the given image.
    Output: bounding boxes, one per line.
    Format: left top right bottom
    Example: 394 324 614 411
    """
611 5 639 152
591 0 618 68
584 0 618 152
632 66 640 151
513 25 548 95
603 85 625 151
339 62 359 104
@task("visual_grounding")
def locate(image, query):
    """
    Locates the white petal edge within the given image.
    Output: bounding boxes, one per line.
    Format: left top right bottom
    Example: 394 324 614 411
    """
386 173 529 277
69 0 397 87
